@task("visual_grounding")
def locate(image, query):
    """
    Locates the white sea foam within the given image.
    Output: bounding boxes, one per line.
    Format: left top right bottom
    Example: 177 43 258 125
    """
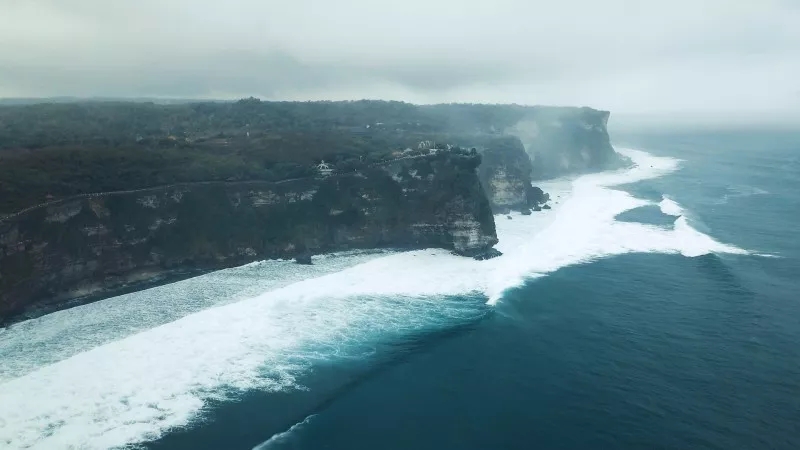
484 148 746 303
0 250 390 383
0 147 754 449
658 196 684 216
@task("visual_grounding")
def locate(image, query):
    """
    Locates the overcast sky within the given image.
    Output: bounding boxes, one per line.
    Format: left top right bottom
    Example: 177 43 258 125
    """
1 0 799 126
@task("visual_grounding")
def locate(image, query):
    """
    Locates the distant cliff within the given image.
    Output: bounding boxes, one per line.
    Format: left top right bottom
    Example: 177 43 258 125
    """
0 152 496 324
419 104 621 204
507 107 624 180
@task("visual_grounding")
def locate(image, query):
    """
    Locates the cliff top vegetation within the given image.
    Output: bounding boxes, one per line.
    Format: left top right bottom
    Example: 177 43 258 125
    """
0 99 606 214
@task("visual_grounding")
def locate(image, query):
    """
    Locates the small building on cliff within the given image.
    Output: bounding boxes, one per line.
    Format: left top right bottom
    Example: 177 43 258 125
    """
316 161 334 177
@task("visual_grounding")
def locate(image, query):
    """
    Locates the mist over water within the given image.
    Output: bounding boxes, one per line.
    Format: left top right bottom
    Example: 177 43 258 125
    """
0 147 760 450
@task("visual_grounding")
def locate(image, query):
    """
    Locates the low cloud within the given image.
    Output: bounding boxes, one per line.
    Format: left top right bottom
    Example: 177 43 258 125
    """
1 0 799 126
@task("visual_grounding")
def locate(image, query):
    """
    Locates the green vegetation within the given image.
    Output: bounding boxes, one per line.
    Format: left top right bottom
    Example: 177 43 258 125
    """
0 98 606 214
0 99 534 150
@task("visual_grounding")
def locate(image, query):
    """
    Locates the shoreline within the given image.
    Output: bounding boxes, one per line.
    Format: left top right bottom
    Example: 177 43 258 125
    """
0 177 575 329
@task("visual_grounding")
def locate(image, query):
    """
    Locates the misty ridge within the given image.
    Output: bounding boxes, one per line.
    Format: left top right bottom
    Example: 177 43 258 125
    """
1 1 799 127
0 99 621 214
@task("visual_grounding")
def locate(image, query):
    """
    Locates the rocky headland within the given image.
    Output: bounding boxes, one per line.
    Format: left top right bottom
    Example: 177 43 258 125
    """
475 135 550 213
0 99 621 324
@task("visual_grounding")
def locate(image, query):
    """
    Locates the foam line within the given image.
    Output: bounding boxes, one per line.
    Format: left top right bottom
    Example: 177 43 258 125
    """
253 415 317 450
0 272 488 449
0 250 391 383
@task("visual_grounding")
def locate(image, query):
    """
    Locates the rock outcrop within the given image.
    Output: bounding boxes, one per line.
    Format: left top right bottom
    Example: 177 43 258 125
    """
476 136 549 213
0 152 496 324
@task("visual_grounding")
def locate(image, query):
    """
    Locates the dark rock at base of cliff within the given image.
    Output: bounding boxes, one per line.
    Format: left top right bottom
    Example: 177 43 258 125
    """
543 204 551 210
294 254 313 265
472 248 503 261
506 215 512 220
520 209 532 215
533 205 542 212
527 186 550 206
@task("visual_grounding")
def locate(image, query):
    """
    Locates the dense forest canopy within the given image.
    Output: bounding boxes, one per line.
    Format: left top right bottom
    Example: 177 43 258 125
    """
0 99 606 215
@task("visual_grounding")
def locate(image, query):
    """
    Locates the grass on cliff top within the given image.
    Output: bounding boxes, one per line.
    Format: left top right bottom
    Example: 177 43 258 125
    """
0 99 604 214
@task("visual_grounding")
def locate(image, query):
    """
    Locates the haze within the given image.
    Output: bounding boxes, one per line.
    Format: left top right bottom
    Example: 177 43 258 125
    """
2 0 799 127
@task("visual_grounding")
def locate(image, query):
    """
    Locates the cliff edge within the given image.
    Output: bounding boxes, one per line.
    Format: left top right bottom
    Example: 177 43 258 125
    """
0 152 496 324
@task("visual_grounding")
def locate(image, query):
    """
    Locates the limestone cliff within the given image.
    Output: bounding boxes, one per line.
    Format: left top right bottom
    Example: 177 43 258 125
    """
0 152 496 324
475 136 549 213
508 107 624 180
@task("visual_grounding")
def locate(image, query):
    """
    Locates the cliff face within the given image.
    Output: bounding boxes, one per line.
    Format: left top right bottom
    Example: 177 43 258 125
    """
0 152 496 324
476 136 548 213
508 107 623 180
0 101 621 324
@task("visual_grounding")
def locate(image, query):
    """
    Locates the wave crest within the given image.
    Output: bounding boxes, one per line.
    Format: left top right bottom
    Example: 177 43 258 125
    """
485 148 747 303
659 196 684 216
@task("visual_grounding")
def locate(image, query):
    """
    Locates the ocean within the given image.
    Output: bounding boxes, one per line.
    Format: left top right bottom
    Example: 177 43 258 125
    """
1 130 798 450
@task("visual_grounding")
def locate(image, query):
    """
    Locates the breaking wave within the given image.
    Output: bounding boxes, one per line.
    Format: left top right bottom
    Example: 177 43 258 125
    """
484 148 748 304
252 415 317 450
659 196 684 217
0 147 755 449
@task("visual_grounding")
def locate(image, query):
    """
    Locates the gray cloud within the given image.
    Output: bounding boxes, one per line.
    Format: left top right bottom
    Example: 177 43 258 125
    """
1 0 799 126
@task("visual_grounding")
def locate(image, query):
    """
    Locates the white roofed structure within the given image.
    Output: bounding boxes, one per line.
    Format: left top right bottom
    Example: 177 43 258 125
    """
316 160 334 176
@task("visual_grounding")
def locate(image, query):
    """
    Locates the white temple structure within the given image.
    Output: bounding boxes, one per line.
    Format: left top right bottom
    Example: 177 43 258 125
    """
316 160 333 176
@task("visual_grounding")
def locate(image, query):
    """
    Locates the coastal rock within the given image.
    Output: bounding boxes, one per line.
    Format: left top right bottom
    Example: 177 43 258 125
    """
0 152 497 324
472 248 503 261
527 186 550 205
477 136 549 212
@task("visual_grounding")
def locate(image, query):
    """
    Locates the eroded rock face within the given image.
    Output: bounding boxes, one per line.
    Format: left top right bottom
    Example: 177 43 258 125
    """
485 167 528 209
477 136 548 213
0 152 497 324
450 217 497 255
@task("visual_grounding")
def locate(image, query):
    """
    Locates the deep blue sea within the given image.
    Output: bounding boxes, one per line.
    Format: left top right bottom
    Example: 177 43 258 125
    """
1 130 798 450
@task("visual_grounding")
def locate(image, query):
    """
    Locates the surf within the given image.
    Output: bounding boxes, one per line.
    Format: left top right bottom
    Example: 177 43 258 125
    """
484 148 748 304
0 147 755 450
